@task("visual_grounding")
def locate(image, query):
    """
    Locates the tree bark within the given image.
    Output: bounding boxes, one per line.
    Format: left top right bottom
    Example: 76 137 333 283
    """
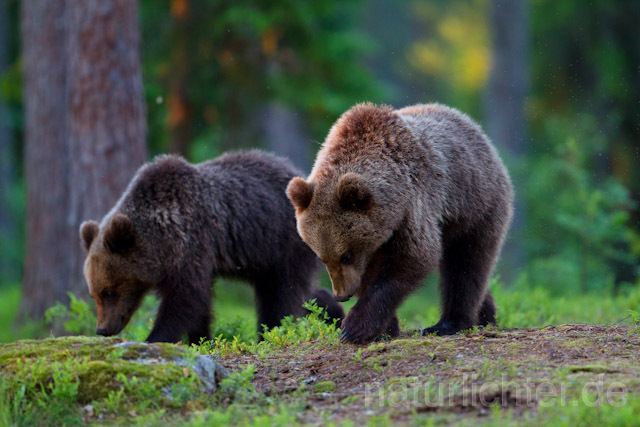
21 0 146 319
484 0 529 277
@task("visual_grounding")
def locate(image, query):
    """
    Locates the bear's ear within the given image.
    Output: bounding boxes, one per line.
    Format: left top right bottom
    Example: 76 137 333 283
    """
287 177 313 211
337 173 373 210
103 214 135 254
80 220 100 251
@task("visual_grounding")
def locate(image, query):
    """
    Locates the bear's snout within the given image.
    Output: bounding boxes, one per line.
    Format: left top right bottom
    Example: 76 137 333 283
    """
335 294 353 302
96 327 110 336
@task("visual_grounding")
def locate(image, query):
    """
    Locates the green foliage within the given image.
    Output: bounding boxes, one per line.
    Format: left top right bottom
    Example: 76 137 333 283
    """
211 316 255 344
493 278 640 328
530 394 640 427
397 276 640 332
119 294 159 342
45 292 97 336
217 364 257 403
521 115 639 293
140 0 383 156
406 0 489 116
0 285 44 343
629 310 640 335
260 300 341 347
0 179 25 285
0 357 85 425
0 336 208 424
196 300 341 358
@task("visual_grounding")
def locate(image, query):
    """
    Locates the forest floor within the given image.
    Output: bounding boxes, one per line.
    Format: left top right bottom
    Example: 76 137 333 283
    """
1 323 639 425
2 279 640 425
216 323 640 425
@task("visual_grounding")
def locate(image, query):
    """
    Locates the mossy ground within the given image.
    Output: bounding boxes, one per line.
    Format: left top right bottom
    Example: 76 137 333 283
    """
0 336 215 425
2 282 640 425
5 325 638 425
217 324 640 425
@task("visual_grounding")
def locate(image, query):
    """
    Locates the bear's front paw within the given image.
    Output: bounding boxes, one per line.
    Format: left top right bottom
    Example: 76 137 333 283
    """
421 321 468 336
340 314 383 344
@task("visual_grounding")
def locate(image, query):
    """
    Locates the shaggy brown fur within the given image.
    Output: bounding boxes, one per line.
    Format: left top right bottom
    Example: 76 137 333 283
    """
287 103 513 344
80 150 344 344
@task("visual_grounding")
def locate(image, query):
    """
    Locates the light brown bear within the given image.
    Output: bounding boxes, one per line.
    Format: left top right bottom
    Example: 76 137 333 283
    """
287 103 513 344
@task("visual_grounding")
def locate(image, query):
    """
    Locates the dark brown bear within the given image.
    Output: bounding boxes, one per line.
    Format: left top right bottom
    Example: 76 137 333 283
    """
287 103 513 344
80 150 344 344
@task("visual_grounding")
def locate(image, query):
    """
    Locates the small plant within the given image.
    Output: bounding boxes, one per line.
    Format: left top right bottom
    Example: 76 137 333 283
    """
6 357 85 425
218 364 257 403
45 292 96 336
116 373 161 411
195 301 341 358
260 300 341 347
211 316 254 343
629 310 640 334
101 388 125 413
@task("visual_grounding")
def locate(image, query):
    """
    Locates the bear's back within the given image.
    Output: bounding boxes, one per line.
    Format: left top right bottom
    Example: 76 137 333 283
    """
397 103 513 226
200 150 301 191
105 155 199 227
195 150 317 276
397 103 497 168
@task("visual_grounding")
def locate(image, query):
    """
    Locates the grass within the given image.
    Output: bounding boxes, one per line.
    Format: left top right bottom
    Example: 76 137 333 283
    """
1 276 640 425
0 285 21 343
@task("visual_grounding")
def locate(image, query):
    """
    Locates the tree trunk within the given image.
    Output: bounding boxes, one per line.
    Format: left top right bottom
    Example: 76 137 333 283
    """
21 0 146 319
484 0 529 278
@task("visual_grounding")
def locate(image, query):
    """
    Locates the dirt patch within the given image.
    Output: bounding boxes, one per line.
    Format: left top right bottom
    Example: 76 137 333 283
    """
221 324 640 424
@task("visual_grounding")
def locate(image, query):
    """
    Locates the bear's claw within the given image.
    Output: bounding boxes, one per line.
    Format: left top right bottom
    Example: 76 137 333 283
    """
421 321 464 336
340 324 376 344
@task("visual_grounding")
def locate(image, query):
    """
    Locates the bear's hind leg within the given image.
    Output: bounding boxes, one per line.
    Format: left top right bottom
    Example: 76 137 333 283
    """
478 290 496 327
384 314 400 338
254 274 309 339
187 312 212 345
424 214 506 336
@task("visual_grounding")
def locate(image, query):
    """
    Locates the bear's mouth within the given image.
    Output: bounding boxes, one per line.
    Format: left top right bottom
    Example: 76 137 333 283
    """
335 294 353 302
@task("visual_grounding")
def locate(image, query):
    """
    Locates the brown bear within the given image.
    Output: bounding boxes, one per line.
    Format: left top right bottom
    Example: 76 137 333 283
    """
80 150 344 344
287 103 513 344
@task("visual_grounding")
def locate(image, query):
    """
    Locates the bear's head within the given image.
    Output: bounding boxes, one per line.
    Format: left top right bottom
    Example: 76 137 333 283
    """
80 214 158 337
287 172 394 302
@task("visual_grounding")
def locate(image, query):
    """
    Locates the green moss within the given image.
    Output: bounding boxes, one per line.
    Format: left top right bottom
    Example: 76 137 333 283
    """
340 394 362 404
365 342 386 353
75 360 193 402
388 376 419 385
566 364 617 374
313 381 335 393
0 336 123 365
119 341 187 361
0 335 210 421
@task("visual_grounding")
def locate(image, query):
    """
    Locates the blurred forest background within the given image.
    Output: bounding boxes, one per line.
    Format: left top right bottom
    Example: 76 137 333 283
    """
0 0 639 338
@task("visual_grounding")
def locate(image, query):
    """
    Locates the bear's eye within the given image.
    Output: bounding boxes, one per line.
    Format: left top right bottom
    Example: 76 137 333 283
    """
340 252 353 265
101 289 116 299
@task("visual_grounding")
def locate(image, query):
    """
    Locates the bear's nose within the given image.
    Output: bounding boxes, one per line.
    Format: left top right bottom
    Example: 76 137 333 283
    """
96 327 109 336
335 294 352 302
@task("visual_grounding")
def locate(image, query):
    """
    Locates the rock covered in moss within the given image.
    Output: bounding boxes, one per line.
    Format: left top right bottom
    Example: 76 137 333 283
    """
0 336 227 407
114 340 227 393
